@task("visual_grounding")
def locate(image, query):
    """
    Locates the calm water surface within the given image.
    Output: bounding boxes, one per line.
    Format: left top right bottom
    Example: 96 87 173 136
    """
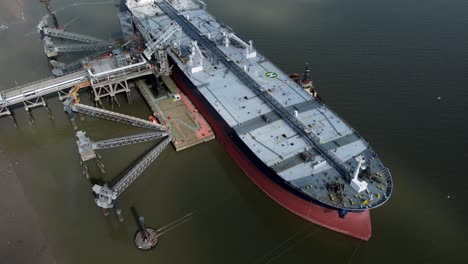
0 0 467 263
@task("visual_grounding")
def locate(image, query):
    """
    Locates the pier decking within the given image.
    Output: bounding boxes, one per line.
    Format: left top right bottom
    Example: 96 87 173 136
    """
135 78 214 151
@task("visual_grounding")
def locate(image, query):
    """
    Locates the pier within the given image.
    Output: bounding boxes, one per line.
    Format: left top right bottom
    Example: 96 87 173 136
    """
135 78 214 151
0 70 87 115
0 0 219 246
0 1 216 225
0 54 154 117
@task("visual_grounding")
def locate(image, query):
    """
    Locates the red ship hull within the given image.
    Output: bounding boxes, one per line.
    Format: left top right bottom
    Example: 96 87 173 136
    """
170 68 372 241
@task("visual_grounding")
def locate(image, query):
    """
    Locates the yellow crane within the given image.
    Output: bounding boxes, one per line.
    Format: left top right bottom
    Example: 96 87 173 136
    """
70 81 91 103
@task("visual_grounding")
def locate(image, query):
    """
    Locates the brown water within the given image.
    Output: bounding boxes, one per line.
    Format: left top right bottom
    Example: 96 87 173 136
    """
1 0 467 263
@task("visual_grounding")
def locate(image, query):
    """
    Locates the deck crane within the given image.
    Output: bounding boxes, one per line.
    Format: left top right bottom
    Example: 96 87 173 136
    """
188 40 204 73
222 32 256 59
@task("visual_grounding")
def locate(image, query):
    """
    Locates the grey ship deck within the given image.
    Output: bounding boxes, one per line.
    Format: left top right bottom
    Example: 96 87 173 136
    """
127 0 392 211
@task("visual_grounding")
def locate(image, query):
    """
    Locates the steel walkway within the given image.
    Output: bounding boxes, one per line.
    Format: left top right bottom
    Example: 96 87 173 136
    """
76 130 168 161
157 1 353 179
67 102 167 131
93 131 168 149
111 136 172 197
69 99 172 210
0 58 156 116
0 70 87 108
54 43 115 53
92 136 172 209
43 28 108 44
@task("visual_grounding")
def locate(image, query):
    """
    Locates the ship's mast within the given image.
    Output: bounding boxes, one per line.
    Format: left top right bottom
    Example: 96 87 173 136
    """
302 63 311 82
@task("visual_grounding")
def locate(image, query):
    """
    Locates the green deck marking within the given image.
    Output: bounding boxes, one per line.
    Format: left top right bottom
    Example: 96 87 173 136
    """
265 71 278 78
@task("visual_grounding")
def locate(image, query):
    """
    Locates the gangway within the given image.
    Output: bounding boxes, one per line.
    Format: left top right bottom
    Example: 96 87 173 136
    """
43 28 108 44
64 100 167 131
92 136 172 209
157 1 354 180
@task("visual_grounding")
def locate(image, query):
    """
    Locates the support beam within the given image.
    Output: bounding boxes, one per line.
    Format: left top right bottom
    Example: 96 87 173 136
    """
23 97 46 111
76 130 169 162
0 106 11 117
92 81 130 103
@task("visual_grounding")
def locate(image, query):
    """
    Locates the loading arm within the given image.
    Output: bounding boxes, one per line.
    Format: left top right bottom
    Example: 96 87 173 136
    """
143 20 181 60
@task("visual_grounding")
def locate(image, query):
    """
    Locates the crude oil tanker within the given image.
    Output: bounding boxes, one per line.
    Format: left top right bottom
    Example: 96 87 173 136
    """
125 0 393 240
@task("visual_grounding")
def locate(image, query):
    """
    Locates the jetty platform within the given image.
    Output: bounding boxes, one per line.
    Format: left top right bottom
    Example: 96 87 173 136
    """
135 78 214 151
